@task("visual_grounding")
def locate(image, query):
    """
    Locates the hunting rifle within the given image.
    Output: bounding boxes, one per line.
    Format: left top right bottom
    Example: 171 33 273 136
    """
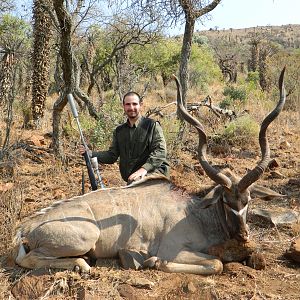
67 93 100 191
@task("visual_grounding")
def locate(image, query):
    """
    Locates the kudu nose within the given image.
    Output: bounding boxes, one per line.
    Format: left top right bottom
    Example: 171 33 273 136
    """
235 224 250 242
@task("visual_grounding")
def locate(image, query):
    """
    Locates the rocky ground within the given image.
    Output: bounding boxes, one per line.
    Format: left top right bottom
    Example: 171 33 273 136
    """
0 111 299 299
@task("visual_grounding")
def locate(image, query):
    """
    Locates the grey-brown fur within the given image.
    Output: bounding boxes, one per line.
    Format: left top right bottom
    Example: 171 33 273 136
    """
13 173 281 275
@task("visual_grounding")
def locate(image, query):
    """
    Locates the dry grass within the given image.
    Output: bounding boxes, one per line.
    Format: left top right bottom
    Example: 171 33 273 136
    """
0 83 299 298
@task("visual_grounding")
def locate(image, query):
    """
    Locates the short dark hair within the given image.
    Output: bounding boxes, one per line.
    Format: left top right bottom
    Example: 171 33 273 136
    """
122 91 142 104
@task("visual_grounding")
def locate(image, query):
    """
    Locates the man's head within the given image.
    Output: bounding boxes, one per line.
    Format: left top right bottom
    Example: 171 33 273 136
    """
122 92 143 120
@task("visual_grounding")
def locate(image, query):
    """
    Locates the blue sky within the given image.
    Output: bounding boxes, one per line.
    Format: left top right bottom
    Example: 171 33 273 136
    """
14 0 300 34
201 0 300 30
171 0 300 34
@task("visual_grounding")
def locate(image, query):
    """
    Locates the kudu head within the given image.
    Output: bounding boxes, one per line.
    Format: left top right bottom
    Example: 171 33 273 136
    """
173 68 286 242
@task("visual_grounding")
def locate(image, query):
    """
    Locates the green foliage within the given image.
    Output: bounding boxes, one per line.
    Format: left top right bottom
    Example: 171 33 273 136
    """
219 98 232 109
220 85 247 108
223 85 247 101
0 14 31 49
90 96 124 149
246 71 260 85
213 115 259 146
130 38 181 80
193 35 209 46
160 117 181 149
89 26 113 65
189 44 222 90
75 24 115 90
267 50 300 110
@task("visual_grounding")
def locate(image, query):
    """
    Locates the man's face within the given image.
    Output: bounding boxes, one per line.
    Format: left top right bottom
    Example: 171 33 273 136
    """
123 94 142 119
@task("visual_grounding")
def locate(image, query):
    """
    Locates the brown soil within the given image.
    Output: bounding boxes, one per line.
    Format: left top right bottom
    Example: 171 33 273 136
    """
0 112 299 300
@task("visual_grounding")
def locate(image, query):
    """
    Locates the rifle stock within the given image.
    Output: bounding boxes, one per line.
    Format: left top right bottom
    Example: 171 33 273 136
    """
83 151 98 191
67 93 98 191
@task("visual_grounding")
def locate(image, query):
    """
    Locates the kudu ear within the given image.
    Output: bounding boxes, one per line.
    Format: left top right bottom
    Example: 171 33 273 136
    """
198 186 223 209
249 184 285 200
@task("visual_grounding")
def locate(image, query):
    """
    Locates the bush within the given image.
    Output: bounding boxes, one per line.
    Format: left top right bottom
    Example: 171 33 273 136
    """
223 85 247 102
246 71 260 85
213 115 259 147
189 44 222 90
219 97 232 109
90 97 124 149
220 85 247 109
246 71 260 91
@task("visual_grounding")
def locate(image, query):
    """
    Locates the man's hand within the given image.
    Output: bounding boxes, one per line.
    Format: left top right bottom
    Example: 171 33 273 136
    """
79 144 92 157
128 168 147 182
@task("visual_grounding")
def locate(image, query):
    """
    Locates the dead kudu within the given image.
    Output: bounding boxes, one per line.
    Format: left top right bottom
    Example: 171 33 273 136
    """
13 69 286 275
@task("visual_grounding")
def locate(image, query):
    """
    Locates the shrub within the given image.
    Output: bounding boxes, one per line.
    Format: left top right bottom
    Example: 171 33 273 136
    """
219 97 232 109
220 85 247 109
246 71 260 85
246 71 260 91
189 44 222 91
213 115 259 147
223 86 247 102
90 97 124 149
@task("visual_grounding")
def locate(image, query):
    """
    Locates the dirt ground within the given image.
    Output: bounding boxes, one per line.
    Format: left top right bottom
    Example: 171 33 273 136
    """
0 110 299 300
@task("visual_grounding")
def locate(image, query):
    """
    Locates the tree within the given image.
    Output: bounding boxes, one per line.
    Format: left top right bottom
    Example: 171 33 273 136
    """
130 39 181 86
0 0 14 12
189 43 221 89
268 49 300 109
258 40 280 92
52 0 117 157
203 34 249 84
82 17 159 98
128 0 221 106
0 15 30 157
0 15 29 104
31 0 53 127
52 0 82 157
178 0 221 106
249 36 260 72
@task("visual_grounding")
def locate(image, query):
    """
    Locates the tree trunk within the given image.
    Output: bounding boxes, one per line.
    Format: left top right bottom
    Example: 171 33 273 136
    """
259 49 270 92
179 13 195 109
52 0 75 158
250 41 259 72
178 0 221 111
0 53 16 157
0 53 14 108
31 0 53 127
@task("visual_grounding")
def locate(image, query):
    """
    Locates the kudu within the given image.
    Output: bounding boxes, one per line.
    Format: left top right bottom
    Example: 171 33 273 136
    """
13 69 286 275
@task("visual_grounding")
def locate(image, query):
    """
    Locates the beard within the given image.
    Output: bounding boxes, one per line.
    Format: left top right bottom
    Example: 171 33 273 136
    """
126 110 139 119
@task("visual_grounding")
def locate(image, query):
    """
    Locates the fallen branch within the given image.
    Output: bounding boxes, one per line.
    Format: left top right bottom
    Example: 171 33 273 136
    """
145 96 241 121
145 101 176 118
187 95 237 120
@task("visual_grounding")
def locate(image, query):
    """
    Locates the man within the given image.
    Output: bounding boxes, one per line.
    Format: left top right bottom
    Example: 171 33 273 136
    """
80 91 169 184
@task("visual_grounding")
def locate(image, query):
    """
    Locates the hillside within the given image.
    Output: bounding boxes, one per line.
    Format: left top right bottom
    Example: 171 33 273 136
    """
197 24 300 48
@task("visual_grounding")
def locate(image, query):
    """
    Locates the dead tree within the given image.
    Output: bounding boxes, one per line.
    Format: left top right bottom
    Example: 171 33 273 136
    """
218 55 238 83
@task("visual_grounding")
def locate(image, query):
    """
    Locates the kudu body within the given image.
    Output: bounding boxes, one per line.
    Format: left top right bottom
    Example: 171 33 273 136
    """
13 69 286 275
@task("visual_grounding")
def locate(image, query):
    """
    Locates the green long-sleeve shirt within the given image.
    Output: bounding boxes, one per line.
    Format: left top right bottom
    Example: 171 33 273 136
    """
92 116 170 182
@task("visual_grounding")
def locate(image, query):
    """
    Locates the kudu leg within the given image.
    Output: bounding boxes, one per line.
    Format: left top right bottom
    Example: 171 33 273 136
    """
145 250 223 275
118 248 149 270
156 260 222 275
16 248 91 272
